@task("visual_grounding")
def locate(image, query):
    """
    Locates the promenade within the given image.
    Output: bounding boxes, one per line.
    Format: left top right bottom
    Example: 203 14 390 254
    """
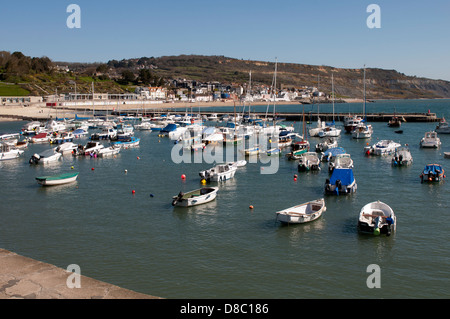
0 249 160 299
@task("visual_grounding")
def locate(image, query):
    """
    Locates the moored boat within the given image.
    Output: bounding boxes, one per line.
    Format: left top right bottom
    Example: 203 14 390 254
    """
324 168 357 195
36 172 79 186
392 146 413 166
172 187 219 207
329 153 353 173
276 198 326 224
29 148 62 164
199 163 237 182
357 201 396 236
420 164 445 183
298 152 321 171
435 117 450 134
0 143 24 161
420 131 441 148
365 140 401 156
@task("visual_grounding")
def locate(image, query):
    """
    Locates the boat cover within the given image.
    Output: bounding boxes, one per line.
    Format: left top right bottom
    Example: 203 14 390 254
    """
323 147 346 157
423 164 443 175
161 124 177 132
329 168 355 186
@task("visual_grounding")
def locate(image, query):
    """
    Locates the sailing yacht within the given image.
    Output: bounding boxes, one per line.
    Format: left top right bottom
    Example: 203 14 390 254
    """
352 66 372 139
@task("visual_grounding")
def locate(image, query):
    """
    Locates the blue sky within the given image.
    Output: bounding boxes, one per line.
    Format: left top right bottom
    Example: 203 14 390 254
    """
1 0 450 80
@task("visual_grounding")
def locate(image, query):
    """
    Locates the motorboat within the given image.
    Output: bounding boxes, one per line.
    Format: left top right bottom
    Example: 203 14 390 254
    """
392 146 413 166
286 140 309 160
172 187 219 207
352 123 373 139
320 147 346 162
90 127 117 141
74 141 105 156
420 131 441 148
111 136 140 149
0 143 24 161
365 140 401 156
420 164 445 183
276 198 326 224
315 138 338 153
55 142 78 155
29 148 62 164
324 168 357 195
329 153 353 173
343 115 363 133
49 131 74 144
36 172 79 186
116 124 134 140
357 201 396 236
30 132 51 144
444 152 450 159
199 163 237 182
72 128 89 138
318 125 341 138
97 145 121 157
388 116 401 128
21 121 43 135
435 117 450 134
298 152 321 171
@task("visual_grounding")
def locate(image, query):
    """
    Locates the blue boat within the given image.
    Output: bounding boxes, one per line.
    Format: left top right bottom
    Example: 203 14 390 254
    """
324 168 357 195
112 136 140 148
420 164 445 183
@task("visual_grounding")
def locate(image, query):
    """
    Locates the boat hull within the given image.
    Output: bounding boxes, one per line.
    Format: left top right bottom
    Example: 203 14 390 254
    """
276 199 326 224
36 173 79 186
172 187 219 207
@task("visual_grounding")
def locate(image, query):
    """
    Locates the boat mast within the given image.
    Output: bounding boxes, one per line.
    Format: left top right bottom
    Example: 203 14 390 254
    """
363 65 366 121
332 73 335 125
92 82 95 118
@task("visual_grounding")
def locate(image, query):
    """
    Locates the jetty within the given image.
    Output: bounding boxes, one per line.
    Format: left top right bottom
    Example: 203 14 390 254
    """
0 249 160 299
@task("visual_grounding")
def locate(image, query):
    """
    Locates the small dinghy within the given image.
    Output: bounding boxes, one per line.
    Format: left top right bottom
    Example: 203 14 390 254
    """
276 198 326 224
36 172 79 186
358 201 396 236
172 187 219 207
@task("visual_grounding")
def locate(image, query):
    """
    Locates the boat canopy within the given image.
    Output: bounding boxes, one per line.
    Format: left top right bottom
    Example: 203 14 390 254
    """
329 168 355 186
323 147 346 157
161 123 177 132
423 164 443 175
202 127 215 135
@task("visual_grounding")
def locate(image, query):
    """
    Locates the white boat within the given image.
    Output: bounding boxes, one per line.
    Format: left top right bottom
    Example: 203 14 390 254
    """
97 145 121 157
21 121 43 135
357 201 396 236
112 136 140 149
134 121 154 131
329 153 353 173
444 152 450 159
172 187 219 207
420 131 441 148
207 113 219 121
352 123 373 139
315 138 337 153
55 142 78 155
116 123 134 140
29 148 62 164
0 143 24 161
90 127 117 140
392 146 413 166
308 118 326 137
72 128 89 138
30 132 51 144
36 172 79 186
49 131 75 144
74 141 104 156
318 126 341 138
324 168 357 195
298 152 321 171
365 140 401 156
343 115 363 133
435 117 450 134
199 163 237 182
44 120 66 133
0 132 20 141
276 198 326 224
244 145 260 156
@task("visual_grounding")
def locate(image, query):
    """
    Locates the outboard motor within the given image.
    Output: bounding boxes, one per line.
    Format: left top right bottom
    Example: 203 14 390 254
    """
172 192 184 206
29 153 40 164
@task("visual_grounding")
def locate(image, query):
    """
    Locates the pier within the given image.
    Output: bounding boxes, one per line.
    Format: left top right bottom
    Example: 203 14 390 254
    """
0 249 160 299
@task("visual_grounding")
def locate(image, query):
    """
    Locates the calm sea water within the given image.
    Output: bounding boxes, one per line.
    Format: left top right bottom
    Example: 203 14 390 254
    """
1 99 449 299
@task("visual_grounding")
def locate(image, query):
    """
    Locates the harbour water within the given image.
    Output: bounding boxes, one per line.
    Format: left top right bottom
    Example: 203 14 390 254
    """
0 99 449 299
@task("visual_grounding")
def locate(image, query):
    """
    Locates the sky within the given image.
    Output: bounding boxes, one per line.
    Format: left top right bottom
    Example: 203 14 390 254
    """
1 0 450 81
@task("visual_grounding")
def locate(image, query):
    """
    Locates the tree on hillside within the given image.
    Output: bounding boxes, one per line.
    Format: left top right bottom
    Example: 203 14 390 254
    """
119 70 136 84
